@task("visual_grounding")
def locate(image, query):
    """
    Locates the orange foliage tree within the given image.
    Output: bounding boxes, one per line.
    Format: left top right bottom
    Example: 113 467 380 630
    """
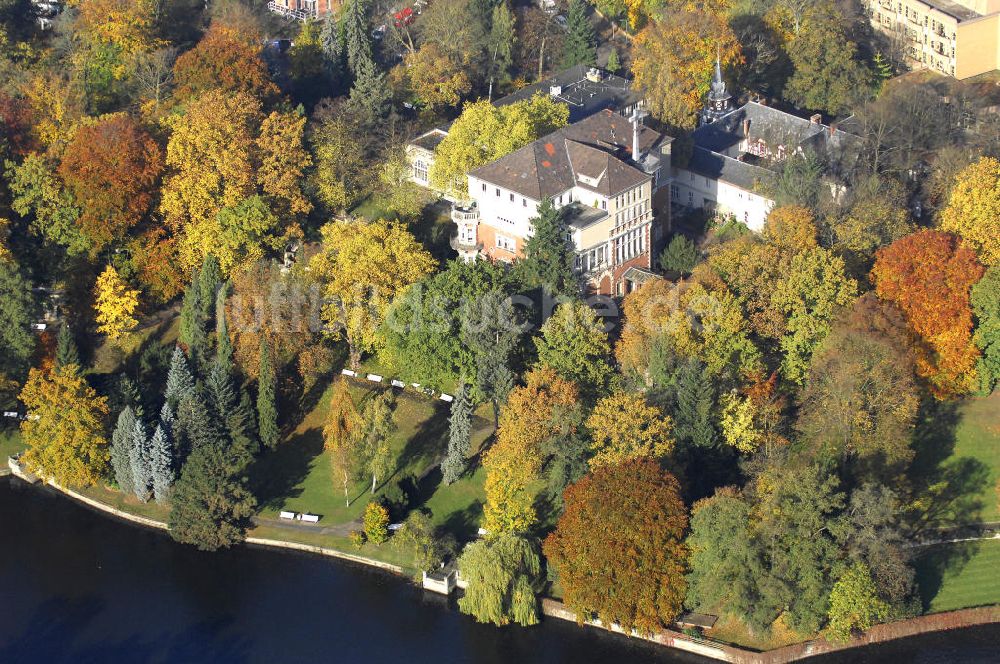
173 21 279 103
58 114 163 252
871 230 984 398
543 458 689 635
482 368 580 536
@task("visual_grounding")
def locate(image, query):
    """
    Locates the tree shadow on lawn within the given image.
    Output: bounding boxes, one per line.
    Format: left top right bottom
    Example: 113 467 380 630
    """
914 540 981 613
249 426 323 512
395 399 450 476
907 397 990 537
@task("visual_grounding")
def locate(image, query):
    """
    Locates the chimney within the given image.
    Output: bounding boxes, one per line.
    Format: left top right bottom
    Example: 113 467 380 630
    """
631 108 641 161
742 118 750 140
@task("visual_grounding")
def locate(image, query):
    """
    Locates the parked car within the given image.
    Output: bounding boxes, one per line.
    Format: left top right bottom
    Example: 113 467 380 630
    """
372 24 387 40
553 14 568 31
394 6 414 27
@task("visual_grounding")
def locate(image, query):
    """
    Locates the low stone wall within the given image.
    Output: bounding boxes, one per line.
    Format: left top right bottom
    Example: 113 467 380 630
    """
245 537 404 575
540 599 1000 663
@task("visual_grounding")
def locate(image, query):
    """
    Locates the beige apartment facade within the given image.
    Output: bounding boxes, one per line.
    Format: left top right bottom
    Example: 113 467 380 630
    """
865 0 1000 78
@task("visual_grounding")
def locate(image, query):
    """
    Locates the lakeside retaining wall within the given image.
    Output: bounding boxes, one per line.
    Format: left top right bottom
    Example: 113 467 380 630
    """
21 476 1000 663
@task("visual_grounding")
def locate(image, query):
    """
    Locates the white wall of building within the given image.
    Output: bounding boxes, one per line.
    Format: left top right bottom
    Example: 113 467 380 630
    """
671 167 773 232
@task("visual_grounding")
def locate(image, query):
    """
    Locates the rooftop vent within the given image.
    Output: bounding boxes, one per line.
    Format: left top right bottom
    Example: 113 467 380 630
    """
585 68 602 83
549 85 562 97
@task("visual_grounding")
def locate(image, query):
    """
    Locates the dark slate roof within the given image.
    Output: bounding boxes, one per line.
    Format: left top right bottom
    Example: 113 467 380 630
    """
686 146 777 193
687 101 862 189
493 65 642 123
470 110 662 200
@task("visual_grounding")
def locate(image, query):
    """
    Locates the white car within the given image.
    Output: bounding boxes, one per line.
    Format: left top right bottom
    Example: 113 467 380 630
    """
554 15 568 31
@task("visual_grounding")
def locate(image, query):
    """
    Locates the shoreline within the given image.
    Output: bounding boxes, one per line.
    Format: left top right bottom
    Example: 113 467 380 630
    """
12 474 1000 663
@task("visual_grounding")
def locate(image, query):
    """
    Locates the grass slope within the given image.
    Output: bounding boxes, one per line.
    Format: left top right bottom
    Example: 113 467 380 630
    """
0 428 25 460
915 539 1000 613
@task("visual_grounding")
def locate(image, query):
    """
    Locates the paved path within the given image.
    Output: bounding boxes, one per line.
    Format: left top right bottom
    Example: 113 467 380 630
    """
252 515 362 538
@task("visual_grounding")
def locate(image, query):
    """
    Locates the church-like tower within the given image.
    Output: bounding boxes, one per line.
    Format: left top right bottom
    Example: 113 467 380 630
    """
700 56 733 125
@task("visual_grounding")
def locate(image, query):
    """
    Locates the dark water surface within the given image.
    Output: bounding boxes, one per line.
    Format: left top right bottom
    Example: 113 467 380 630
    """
1 479 996 664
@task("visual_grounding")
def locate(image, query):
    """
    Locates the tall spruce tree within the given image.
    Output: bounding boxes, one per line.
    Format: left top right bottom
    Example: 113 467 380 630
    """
129 417 152 501
519 199 578 297
673 359 717 449
179 272 208 369
442 383 472 484
562 0 597 68
150 423 174 504
207 361 255 456
110 406 137 494
168 440 256 551
348 55 389 124
344 0 374 76
320 12 345 84
165 346 196 410
257 338 279 449
606 47 620 74
55 323 80 369
198 256 222 324
175 391 219 457
216 289 234 376
464 291 518 427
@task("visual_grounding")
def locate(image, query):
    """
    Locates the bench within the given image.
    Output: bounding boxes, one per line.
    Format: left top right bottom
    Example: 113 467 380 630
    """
366 374 383 383
439 393 454 402
391 379 405 388
279 511 297 520
301 514 320 524
341 369 357 377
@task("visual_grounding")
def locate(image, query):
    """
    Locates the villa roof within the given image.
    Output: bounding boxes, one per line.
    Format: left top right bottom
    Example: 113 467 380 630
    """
470 110 664 201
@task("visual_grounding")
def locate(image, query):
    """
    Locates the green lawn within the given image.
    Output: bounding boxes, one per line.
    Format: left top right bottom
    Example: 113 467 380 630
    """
249 524 419 576
947 393 1000 523
915 538 1000 613
74 483 172 522
250 377 494 528
0 428 25 460
910 391 1000 527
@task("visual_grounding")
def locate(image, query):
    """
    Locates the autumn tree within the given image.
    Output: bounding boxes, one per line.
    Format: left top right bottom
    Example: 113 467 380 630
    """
871 230 984 398
631 9 741 129
586 393 673 468
8 153 89 256
772 247 857 384
939 156 1000 266
832 182 914 278
358 390 397 494
797 294 919 480
323 378 363 506
173 20 278 102
310 219 435 368
307 106 373 215
615 278 679 381
430 95 569 197
391 43 471 113
783 9 873 116
825 563 890 642
762 205 817 253
482 368 580 536
19 365 109 487
94 264 140 343
256 108 313 220
363 501 390 544
458 534 542 627
544 459 689 635
534 301 614 400
58 114 163 253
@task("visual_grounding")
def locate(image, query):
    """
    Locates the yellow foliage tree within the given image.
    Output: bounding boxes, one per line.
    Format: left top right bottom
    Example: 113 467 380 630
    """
160 90 261 271
309 220 436 368
19 365 110 487
482 368 579 537
256 109 313 218
632 9 741 129
939 156 1000 266
392 43 472 112
93 264 139 342
762 205 818 253
586 392 674 468
615 278 681 380
719 391 760 454
323 378 363 506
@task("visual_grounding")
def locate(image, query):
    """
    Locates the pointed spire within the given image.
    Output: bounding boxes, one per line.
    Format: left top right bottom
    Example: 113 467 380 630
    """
714 46 723 86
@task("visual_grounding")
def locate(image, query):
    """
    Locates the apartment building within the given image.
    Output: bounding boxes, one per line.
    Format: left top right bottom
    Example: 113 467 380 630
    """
452 110 672 296
864 0 1000 78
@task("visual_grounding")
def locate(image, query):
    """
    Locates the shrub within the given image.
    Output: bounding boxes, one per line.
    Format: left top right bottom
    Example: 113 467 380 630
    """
349 529 366 549
363 502 390 545
659 235 699 274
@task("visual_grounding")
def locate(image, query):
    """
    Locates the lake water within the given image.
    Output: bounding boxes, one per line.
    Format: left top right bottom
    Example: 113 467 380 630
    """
1 478 996 664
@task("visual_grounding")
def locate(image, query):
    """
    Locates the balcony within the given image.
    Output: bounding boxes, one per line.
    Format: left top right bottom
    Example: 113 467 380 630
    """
267 0 316 20
451 205 480 224
450 235 483 252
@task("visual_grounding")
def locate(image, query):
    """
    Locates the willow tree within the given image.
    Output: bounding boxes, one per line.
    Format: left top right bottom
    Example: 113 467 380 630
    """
458 534 542 627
